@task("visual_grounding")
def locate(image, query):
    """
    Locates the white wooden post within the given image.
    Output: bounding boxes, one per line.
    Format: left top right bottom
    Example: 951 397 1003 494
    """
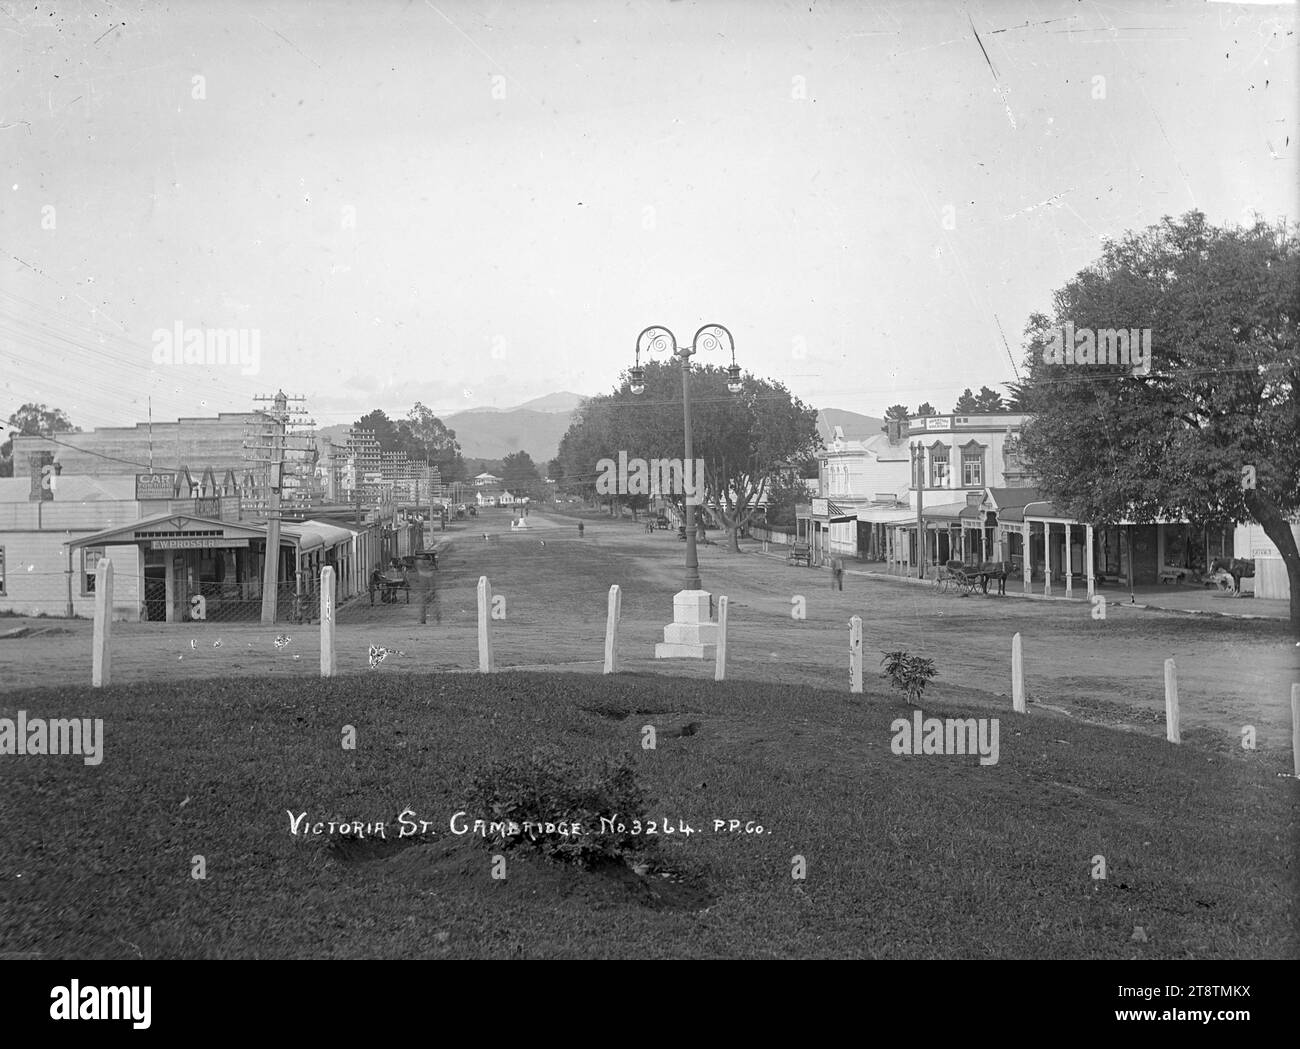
849 615 863 694
1291 684 1299 779
92 557 113 687
477 575 494 673
1085 524 1095 601
714 595 729 682
603 584 620 674
1012 632 1025 713
1065 523 1073 598
1023 524 1031 595
1165 658 1180 743
319 566 336 677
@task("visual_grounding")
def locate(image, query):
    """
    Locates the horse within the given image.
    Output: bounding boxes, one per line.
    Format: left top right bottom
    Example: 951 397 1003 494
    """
974 561 1010 596
1208 557 1254 595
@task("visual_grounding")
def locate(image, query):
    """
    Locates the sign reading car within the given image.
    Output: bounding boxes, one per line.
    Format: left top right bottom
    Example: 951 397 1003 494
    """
136 473 176 500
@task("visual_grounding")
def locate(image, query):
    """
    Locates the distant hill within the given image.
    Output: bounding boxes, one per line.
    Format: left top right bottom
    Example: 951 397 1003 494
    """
318 395 867 464
441 407 575 462
509 391 588 413
817 409 885 445
314 395 589 463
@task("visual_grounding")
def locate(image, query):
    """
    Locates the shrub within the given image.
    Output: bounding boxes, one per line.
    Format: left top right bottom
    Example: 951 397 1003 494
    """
880 650 937 703
465 748 651 869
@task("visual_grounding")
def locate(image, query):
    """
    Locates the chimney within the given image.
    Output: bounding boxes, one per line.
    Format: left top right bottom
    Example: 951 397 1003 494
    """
28 451 55 502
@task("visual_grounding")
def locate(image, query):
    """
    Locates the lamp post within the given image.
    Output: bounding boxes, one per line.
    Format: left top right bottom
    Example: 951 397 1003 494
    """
630 324 742 593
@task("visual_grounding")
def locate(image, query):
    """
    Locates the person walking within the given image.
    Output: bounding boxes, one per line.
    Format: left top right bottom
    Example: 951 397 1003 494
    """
832 556 844 591
578 521 585 538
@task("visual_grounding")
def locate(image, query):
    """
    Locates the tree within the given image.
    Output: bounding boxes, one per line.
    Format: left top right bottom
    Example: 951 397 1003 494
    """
403 403 464 483
764 472 807 528
973 385 1006 412
884 404 909 420
953 388 979 413
1017 211 1300 633
557 360 820 551
352 409 400 451
501 450 541 498
915 402 937 416
1 403 80 478
1002 380 1033 412
556 399 616 503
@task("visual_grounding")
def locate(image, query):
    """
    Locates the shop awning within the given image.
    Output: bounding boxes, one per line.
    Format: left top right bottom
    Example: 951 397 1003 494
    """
920 501 969 523
858 506 917 524
279 520 356 553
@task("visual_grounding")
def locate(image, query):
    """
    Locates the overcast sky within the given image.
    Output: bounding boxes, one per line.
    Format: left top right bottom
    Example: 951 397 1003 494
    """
2 0 1295 432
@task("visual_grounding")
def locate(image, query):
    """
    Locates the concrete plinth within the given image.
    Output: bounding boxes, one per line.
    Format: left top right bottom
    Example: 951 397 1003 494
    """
654 589 716 660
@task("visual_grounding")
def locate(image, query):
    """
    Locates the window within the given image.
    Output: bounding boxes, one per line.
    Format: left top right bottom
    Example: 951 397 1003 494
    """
82 547 105 595
961 442 986 487
929 444 949 487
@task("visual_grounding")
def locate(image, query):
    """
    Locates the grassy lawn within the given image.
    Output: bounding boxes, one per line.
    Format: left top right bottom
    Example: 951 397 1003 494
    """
1 668 1295 959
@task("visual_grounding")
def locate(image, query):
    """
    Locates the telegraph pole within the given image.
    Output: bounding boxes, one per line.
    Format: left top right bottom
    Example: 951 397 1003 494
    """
259 391 287 623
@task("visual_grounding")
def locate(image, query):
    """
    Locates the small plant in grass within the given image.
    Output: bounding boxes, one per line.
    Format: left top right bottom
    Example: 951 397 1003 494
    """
466 748 651 869
880 650 937 703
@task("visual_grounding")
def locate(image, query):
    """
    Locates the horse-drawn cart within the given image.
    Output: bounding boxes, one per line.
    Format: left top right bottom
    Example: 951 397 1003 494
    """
935 560 1010 597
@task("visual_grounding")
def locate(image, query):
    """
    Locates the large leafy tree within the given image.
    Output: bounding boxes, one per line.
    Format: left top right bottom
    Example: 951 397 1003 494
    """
973 385 1006 412
1 403 80 477
557 359 820 550
351 409 401 451
501 450 541 497
1018 211 1300 633
402 402 464 483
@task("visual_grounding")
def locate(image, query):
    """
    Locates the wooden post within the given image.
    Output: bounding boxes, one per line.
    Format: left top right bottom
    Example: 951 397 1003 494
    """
1291 684 1299 779
477 575 494 673
714 595 729 682
1165 658 1180 743
1065 523 1073 598
1012 632 1025 713
603 584 620 674
849 615 863 694
1085 524 1095 601
92 557 113 687
1023 523 1031 595
320 566 336 677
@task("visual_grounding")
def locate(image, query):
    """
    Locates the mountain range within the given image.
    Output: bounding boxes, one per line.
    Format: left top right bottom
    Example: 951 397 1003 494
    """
319 394 882 464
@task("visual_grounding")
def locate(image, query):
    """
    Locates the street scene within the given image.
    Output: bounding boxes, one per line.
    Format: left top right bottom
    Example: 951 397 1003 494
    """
0 0 1296 1015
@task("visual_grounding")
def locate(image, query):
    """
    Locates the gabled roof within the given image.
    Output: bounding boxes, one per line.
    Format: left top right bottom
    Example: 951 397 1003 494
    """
984 487 1040 510
66 513 268 549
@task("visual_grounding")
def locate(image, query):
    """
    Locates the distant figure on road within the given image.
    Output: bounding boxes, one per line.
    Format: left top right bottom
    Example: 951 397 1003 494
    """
578 521 585 537
832 557 844 591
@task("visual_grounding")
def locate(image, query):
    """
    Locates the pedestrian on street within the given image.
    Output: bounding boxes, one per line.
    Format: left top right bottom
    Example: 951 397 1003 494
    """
832 557 844 591
578 521 585 537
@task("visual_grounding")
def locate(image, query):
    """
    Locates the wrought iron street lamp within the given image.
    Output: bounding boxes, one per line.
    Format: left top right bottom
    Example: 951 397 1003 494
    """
631 323 740 592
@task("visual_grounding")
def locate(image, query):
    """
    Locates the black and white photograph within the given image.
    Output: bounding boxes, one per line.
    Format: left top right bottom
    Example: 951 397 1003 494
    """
0 0 1296 1020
